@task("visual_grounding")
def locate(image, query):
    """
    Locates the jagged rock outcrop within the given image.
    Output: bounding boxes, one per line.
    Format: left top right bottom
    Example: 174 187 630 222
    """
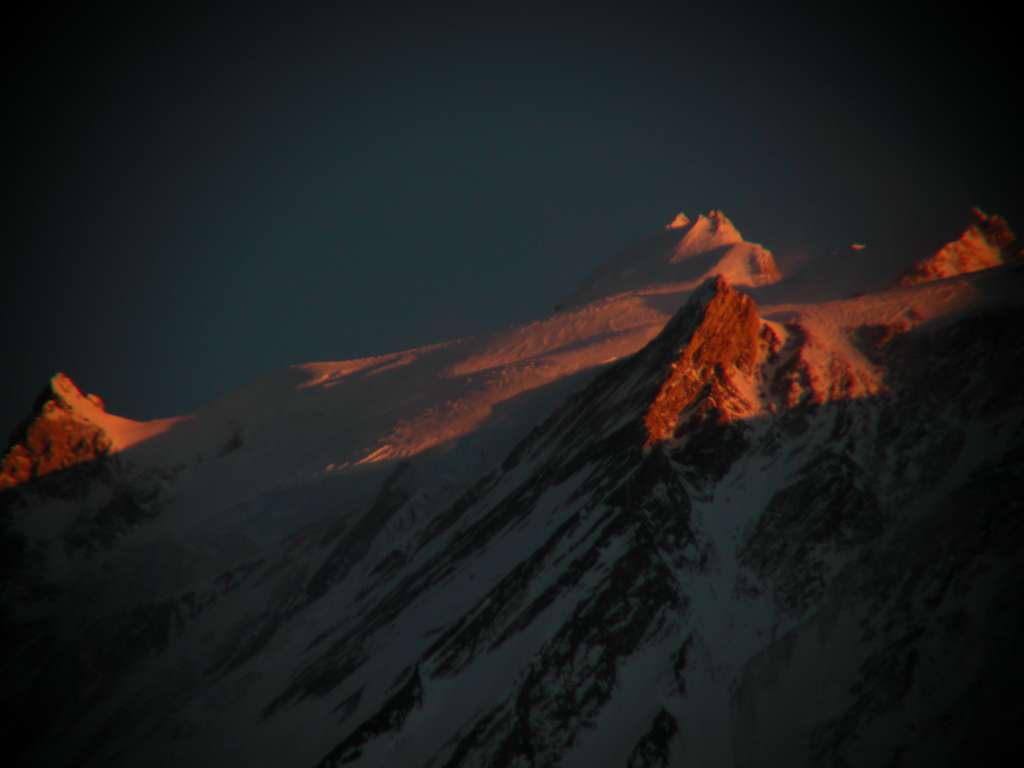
627 708 679 768
643 276 761 445
901 208 1016 284
664 212 691 230
1 373 112 492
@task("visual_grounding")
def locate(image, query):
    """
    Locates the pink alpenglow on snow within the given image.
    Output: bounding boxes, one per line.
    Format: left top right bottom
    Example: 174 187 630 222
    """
665 212 691 230
565 210 781 308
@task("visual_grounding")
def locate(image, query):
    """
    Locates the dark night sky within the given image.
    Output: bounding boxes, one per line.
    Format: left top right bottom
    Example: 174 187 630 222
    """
4 3 1020 437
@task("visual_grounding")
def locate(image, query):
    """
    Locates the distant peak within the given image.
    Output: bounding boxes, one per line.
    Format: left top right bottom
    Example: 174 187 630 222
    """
664 210 740 238
670 210 744 261
665 212 691 230
564 208 779 307
705 209 738 234
902 208 1016 285
1 372 112 491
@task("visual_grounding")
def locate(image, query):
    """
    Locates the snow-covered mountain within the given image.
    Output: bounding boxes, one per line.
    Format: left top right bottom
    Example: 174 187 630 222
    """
2 211 1022 767
564 210 779 308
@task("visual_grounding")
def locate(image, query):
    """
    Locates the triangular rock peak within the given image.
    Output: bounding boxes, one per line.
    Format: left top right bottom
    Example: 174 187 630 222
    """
642 276 761 445
1 373 112 491
665 212 691 230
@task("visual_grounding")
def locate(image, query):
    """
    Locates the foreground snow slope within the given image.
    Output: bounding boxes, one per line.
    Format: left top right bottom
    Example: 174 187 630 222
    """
2 211 1021 767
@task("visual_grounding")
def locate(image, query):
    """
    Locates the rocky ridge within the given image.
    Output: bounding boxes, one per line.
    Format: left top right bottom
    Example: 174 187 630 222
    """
902 208 1017 284
1 373 112 492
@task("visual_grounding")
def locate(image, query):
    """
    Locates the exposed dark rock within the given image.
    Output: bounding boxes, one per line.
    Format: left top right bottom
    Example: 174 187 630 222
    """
307 461 412 600
672 635 693 695
626 708 678 768
64 482 162 554
315 666 423 767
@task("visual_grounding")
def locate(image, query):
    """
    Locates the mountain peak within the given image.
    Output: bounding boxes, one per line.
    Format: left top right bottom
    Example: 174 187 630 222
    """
901 208 1017 285
643 276 761 446
670 210 744 261
1 373 112 491
566 210 778 306
51 371 105 411
665 212 691 230
690 272 732 304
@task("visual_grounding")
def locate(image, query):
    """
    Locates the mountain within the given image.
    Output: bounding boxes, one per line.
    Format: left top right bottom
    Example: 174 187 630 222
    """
563 210 780 307
901 207 1018 285
2 211 1022 767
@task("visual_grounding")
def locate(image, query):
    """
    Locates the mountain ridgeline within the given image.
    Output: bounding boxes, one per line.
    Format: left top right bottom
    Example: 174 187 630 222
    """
2 211 1022 767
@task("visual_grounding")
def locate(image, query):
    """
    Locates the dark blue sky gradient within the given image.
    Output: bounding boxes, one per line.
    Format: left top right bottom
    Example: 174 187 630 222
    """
5 4 1020 435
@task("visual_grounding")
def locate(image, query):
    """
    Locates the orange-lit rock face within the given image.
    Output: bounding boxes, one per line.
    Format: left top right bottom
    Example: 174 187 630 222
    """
643 279 761 445
0 375 111 491
665 212 691 230
902 209 1016 285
